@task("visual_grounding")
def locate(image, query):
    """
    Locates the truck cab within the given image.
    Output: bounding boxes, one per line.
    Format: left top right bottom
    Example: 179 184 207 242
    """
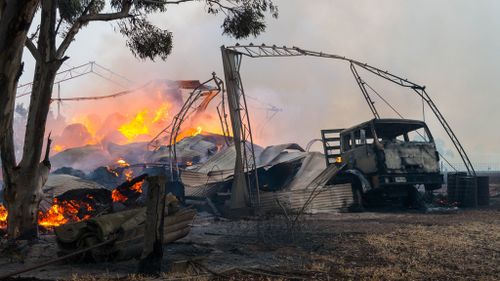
323 118 443 207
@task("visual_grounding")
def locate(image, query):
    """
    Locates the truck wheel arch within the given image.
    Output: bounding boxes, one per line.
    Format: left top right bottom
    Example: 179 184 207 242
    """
343 169 372 194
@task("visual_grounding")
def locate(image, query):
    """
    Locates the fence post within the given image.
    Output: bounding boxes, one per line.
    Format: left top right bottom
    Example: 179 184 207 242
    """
138 175 167 275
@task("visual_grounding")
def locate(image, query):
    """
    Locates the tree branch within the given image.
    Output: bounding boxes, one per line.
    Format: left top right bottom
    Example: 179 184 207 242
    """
142 0 234 11
54 17 62 35
25 38 41 62
56 0 132 59
141 0 194 4
80 9 133 22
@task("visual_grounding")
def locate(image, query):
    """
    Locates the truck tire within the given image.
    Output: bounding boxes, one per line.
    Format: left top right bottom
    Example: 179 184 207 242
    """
405 185 425 210
349 184 365 212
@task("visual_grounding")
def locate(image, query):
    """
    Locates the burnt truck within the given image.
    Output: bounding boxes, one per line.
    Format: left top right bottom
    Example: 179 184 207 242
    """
322 118 443 208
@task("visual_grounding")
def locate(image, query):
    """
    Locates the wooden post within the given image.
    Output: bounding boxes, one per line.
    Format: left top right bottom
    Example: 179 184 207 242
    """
138 175 167 275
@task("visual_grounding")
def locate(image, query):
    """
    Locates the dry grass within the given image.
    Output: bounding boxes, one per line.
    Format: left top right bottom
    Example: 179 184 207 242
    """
306 212 500 281
5 208 500 281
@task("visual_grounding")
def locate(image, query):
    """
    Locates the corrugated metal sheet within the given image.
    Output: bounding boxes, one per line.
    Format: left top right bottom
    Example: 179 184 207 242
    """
184 184 222 197
149 134 234 165
183 143 305 186
40 174 108 212
43 174 106 196
259 184 353 214
195 146 240 173
179 143 355 213
181 168 233 187
258 143 305 166
287 152 327 190
195 143 304 173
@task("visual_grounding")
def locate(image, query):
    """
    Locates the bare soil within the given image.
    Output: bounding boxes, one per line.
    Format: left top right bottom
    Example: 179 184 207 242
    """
1 196 499 281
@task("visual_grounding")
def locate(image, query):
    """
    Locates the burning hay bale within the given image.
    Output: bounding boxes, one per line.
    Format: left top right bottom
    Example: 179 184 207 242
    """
52 167 86 178
36 175 114 229
39 189 112 228
0 169 152 232
148 134 230 167
111 174 147 210
50 145 112 172
54 195 195 262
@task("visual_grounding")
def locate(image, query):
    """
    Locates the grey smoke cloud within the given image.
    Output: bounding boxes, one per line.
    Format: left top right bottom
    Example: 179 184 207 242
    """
16 0 500 165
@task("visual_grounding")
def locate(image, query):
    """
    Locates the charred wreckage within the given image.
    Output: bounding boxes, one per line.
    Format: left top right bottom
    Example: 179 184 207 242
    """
0 44 484 272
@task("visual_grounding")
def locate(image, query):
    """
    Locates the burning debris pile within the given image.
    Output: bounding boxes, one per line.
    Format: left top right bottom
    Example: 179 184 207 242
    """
0 131 229 233
39 79 226 172
0 167 195 263
0 160 145 230
54 194 195 262
0 77 230 232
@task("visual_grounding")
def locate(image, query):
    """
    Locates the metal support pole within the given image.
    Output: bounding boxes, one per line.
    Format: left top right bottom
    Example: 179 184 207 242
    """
221 47 249 209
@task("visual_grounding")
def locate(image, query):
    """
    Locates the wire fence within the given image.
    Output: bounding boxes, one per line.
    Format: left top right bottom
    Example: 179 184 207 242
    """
441 162 500 172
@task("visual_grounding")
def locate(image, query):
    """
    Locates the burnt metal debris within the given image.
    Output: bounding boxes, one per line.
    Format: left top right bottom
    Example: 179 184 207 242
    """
219 43 478 212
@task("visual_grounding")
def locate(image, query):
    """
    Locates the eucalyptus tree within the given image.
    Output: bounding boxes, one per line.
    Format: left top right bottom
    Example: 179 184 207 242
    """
0 0 277 239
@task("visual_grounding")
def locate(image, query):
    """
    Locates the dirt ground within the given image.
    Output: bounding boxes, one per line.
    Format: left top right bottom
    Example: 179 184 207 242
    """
1 196 499 281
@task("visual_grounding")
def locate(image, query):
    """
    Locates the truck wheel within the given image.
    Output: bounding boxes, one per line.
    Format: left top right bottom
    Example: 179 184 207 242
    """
406 186 425 210
349 181 365 212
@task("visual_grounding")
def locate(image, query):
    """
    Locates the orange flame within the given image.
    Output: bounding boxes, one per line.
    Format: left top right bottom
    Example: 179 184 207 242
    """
0 204 7 229
112 189 128 203
111 180 144 203
53 144 64 152
0 180 144 230
193 126 202 136
117 159 130 167
174 126 204 144
38 198 94 228
124 170 133 181
130 180 143 193
118 109 150 140
152 103 170 123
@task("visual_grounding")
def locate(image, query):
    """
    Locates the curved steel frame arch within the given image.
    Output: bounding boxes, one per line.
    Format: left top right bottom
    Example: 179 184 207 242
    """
221 44 475 207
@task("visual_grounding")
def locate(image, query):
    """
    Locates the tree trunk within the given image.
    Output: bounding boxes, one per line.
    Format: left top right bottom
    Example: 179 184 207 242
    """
3 163 49 239
1 0 61 239
0 1 39 137
3 59 59 239
0 1 40 239
0 1 40 183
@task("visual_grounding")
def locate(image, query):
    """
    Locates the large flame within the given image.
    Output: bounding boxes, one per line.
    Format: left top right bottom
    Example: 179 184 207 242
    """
0 182 144 230
174 126 203 143
0 198 96 230
118 109 150 140
0 161 145 230
51 97 226 152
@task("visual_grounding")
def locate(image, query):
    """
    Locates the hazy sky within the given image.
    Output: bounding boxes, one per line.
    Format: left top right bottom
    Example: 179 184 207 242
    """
16 0 500 169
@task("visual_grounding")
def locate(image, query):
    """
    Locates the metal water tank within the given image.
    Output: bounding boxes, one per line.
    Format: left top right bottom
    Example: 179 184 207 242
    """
457 175 477 208
447 172 466 203
476 176 490 206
